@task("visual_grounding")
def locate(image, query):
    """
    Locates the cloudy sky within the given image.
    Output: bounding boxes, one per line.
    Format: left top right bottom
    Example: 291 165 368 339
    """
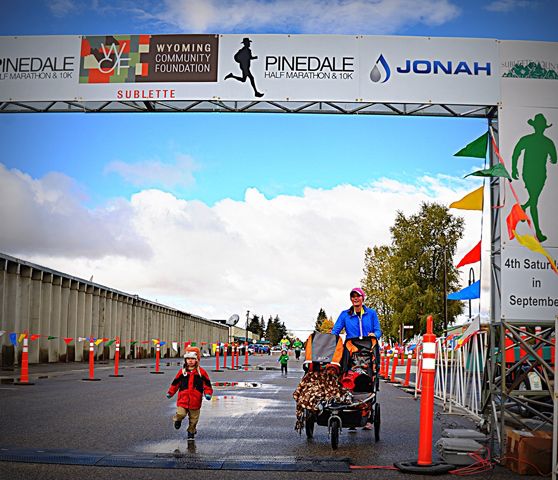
1 0 556 337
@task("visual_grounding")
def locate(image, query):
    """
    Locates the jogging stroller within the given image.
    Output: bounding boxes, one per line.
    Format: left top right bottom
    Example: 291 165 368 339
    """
294 333 381 450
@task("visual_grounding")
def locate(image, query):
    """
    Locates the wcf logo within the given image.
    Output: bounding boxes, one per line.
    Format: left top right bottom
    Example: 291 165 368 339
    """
370 54 491 83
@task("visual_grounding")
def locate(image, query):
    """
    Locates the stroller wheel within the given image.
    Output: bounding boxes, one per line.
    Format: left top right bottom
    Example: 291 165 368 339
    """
330 418 340 450
305 410 315 439
374 403 381 442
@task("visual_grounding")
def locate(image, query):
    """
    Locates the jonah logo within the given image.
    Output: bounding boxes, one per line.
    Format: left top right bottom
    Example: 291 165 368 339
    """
369 54 390 83
369 53 491 83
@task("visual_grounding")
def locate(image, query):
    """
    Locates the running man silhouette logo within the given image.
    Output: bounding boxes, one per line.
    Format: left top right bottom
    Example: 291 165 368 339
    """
224 37 264 98
512 113 557 243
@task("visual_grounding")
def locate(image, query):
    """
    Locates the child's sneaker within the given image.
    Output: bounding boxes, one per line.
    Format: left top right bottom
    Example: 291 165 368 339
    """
187 432 195 441
174 420 182 430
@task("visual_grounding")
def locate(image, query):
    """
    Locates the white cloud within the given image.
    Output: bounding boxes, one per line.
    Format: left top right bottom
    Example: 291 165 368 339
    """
1 163 484 335
152 0 461 34
485 0 534 12
0 164 150 259
105 154 199 189
48 0 78 17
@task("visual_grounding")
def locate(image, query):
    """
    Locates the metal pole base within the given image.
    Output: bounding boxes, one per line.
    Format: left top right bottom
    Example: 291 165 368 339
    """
82 378 101 381
212 369 224 372
109 374 124 377
14 381 35 386
150 371 165 374
394 460 454 475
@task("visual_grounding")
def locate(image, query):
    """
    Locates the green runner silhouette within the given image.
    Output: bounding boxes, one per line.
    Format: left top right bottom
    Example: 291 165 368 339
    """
512 113 557 243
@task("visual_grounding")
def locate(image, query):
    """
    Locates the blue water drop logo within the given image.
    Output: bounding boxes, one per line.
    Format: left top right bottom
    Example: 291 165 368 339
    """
370 54 391 83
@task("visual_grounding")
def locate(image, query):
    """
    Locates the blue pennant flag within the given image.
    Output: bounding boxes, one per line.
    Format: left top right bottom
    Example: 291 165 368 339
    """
448 280 480 300
9 332 17 346
160 341 166 346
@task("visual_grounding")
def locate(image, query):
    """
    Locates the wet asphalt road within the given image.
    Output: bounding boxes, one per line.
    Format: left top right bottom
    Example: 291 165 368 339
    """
0 354 539 479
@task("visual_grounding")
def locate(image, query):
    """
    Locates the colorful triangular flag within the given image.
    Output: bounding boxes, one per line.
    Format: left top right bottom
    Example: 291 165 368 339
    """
30 334 41 341
456 316 480 349
449 186 483 211
506 204 531 240
464 163 511 180
47 336 57 340
447 280 480 300
456 241 481 268
513 230 558 274
454 132 488 158
9 333 17 346
63 337 73 345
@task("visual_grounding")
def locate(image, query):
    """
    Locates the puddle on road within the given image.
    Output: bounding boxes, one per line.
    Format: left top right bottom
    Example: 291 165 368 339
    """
205 394 276 416
137 395 282 455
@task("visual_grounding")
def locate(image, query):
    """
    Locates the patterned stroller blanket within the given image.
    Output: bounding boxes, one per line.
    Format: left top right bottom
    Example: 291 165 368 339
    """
292 370 352 433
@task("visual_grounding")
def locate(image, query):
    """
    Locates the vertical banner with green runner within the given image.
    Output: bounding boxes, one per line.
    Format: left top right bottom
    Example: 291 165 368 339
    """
499 41 558 323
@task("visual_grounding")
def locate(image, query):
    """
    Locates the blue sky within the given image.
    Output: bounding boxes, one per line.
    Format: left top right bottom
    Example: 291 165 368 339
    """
0 0 556 334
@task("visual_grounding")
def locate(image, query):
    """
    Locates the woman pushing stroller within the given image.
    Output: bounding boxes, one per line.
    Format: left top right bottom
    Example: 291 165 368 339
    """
331 287 381 430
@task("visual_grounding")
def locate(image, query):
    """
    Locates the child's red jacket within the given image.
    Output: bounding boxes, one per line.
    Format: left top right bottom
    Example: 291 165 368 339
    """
167 366 213 410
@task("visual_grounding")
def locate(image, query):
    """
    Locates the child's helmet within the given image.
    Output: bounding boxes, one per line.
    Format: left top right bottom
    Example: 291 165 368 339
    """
184 351 198 360
184 346 201 360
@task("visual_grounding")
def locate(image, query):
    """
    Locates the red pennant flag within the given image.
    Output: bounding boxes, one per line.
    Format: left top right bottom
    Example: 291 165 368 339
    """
506 203 531 240
30 334 41 341
141 340 149 344
456 241 481 268
63 337 73 345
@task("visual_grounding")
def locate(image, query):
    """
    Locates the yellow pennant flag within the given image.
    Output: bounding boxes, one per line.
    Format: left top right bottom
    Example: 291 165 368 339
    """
449 186 483 210
18 333 26 343
514 230 558 274
152 338 160 345
94 338 104 346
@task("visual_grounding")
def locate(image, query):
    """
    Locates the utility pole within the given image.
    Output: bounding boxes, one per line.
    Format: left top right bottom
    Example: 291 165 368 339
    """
246 310 250 343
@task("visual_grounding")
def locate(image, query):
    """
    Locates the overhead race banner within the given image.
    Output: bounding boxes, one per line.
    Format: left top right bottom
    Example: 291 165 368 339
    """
0 34 500 104
0 35 80 102
499 41 558 323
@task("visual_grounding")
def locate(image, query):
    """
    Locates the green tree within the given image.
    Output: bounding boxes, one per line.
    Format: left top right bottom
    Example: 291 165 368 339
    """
265 315 286 345
314 308 327 331
247 314 263 336
389 202 464 335
265 316 277 344
362 245 395 337
318 316 334 333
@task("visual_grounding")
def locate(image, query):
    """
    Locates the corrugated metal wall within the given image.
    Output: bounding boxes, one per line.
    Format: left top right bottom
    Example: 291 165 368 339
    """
0 253 228 366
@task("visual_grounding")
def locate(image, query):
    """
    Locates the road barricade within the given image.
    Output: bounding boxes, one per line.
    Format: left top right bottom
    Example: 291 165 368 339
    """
82 338 101 381
109 337 123 377
14 333 34 386
395 315 454 474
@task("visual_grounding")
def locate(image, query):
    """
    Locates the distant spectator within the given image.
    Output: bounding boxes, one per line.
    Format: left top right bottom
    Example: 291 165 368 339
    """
278 349 289 376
